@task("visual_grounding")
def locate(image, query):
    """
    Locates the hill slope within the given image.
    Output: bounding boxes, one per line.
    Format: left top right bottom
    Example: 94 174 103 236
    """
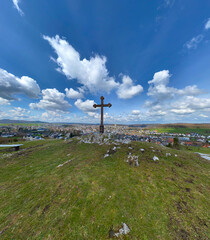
0 139 209 239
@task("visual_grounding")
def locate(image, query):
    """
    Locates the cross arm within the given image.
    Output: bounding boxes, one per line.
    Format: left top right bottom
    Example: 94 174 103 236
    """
103 103 112 108
93 104 101 108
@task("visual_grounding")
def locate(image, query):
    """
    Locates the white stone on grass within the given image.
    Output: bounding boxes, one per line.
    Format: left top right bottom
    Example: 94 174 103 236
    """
57 159 72 168
127 154 139 166
153 156 159 161
104 154 109 158
114 223 130 237
166 153 171 157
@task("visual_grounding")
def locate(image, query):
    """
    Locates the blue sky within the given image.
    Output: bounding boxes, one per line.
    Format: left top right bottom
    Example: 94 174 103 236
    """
0 0 210 123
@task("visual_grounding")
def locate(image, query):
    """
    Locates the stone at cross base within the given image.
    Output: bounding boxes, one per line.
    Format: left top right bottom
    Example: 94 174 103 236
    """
93 96 112 133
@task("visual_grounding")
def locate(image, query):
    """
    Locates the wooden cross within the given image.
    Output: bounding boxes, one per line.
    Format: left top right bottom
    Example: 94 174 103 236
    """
93 96 112 133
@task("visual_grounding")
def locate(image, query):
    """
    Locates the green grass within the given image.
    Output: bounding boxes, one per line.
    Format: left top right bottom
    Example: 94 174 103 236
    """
154 127 210 135
0 139 209 239
182 146 210 154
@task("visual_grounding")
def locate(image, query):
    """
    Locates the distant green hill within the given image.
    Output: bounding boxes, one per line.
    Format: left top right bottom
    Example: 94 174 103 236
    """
0 139 209 239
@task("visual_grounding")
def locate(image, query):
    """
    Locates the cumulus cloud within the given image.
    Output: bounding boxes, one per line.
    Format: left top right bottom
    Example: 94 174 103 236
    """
184 35 204 49
148 70 203 102
43 35 119 94
10 107 30 118
143 70 210 120
0 97 11 105
173 96 210 111
0 107 30 120
117 75 143 99
65 87 84 99
0 68 40 101
132 110 141 115
74 99 99 117
169 96 210 116
170 108 195 114
12 0 24 15
205 18 210 30
30 88 71 112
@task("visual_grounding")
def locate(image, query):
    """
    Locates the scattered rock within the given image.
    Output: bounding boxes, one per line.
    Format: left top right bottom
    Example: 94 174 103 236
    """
57 159 72 168
166 153 171 157
114 223 130 237
128 147 133 150
175 154 178 157
104 154 110 158
153 156 159 161
126 154 139 166
140 148 145 153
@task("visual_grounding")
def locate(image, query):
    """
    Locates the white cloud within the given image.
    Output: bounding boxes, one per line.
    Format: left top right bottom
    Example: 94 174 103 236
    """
175 96 210 111
117 75 143 99
0 107 30 120
143 70 210 121
74 99 98 117
148 70 203 102
30 88 71 112
205 18 210 30
12 0 24 16
170 108 195 114
0 97 11 105
199 114 208 118
132 110 141 115
43 35 119 94
10 107 30 118
148 110 167 117
184 35 204 49
0 68 40 101
65 87 84 99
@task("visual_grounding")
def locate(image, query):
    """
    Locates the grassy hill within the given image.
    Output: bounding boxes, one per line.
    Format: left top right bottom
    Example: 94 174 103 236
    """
0 139 209 239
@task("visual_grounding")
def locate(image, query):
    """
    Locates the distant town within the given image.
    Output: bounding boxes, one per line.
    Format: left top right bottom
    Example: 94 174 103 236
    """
0 122 209 148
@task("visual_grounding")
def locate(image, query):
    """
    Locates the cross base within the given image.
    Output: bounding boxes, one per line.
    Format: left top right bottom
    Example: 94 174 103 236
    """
100 125 104 134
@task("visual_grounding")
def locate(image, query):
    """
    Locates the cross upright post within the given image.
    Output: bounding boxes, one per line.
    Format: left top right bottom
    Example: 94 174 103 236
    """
93 96 112 133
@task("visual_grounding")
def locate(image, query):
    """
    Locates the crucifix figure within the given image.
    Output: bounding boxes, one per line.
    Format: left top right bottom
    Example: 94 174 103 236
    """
93 96 112 133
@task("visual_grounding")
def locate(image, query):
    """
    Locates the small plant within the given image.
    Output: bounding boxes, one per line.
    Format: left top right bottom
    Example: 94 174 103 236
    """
173 137 180 149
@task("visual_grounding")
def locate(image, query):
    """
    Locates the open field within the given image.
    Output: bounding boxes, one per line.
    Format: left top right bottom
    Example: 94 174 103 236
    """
0 139 209 239
154 128 210 135
182 146 210 154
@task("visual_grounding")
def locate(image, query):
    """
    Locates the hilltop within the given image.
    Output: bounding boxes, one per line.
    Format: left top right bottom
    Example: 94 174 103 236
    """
0 137 209 239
